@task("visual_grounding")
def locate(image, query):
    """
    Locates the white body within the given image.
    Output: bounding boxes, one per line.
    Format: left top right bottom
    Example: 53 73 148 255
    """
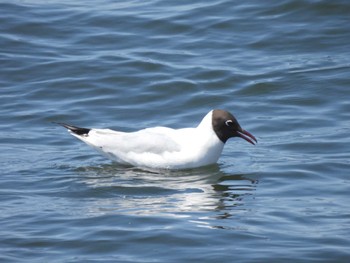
71 110 224 169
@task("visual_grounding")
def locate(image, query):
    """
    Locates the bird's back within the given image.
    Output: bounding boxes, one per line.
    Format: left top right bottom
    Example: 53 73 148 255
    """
73 125 223 169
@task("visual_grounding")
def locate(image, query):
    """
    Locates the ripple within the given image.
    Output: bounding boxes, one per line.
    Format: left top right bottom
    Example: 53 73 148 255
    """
1 0 350 262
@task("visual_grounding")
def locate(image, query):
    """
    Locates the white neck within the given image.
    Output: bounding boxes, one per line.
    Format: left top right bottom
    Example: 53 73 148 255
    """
193 110 224 166
197 110 213 129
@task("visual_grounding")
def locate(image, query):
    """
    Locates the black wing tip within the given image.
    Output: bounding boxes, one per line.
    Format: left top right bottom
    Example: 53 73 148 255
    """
54 122 91 136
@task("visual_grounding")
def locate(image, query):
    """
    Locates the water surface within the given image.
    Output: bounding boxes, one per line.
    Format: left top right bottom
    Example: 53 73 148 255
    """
1 0 350 262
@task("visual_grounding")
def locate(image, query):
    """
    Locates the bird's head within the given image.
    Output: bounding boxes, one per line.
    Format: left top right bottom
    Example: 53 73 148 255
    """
212 109 257 144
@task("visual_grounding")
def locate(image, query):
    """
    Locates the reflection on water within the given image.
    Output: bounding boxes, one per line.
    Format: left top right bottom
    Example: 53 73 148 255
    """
1 0 349 260
72 164 258 228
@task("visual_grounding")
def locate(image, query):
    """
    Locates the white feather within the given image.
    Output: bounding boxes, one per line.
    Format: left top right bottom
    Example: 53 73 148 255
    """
70 110 224 169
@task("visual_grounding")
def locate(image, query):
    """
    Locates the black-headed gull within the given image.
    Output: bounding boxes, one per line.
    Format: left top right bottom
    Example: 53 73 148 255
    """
56 109 257 169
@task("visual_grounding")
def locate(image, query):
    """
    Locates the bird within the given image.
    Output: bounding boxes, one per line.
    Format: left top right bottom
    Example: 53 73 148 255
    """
55 109 257 169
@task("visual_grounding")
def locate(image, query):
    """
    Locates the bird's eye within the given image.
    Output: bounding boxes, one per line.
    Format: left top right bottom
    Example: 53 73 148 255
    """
225 120 233 127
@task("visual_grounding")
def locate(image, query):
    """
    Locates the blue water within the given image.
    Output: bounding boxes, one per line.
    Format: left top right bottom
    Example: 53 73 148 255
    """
1 0 350 262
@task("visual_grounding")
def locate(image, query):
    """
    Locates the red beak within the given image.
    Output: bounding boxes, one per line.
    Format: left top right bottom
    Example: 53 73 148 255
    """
237 129 257 145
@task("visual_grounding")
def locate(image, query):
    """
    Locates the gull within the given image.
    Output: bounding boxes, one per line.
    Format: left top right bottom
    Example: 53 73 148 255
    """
56 109 257 169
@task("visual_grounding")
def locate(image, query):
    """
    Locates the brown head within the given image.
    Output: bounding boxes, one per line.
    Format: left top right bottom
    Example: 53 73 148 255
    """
212 109 257 144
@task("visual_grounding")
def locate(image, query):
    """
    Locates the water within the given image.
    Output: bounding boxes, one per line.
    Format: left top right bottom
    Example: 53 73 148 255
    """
1 0 350 262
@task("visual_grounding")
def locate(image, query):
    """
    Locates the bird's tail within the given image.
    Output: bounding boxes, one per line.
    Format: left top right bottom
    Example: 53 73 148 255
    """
54 122 91 136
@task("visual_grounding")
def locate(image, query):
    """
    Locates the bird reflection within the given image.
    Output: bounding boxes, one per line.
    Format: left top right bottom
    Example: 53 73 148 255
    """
211 174 258 226
73 163 258 228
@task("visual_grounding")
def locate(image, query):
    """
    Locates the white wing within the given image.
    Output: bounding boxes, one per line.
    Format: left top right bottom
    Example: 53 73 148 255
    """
63 109 225 169
73 127 182 165
92 127 181 153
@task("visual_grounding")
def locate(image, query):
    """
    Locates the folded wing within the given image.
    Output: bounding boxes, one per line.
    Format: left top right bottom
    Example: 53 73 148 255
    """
73 127 182 165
